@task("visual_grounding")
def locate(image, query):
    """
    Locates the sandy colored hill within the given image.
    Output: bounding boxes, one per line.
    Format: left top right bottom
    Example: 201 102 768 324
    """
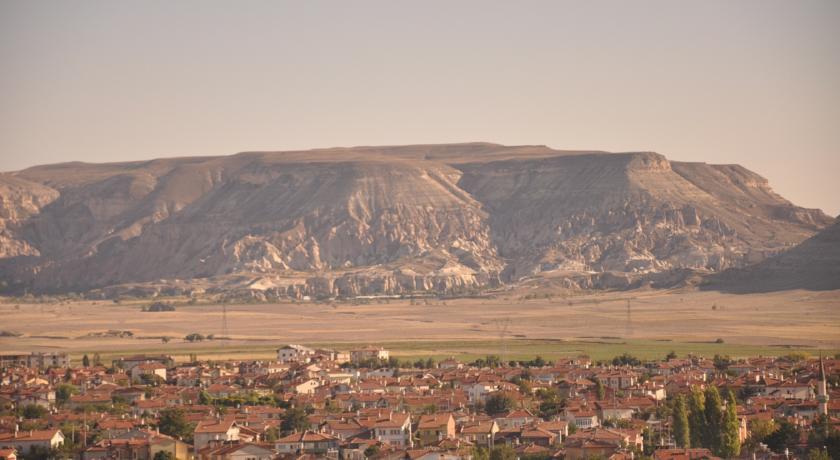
705 218 840 292
0 142 831 297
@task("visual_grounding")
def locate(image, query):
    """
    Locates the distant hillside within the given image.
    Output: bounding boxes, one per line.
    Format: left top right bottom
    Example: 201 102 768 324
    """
704 218 840 292
0 142 832 298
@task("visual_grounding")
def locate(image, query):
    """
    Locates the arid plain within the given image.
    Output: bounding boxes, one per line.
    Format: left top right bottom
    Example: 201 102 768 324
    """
2 288 838 362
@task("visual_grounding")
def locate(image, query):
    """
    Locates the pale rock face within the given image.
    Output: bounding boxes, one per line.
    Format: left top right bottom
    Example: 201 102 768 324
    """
0 174 59 258
0 143 831 296
456 151 828 280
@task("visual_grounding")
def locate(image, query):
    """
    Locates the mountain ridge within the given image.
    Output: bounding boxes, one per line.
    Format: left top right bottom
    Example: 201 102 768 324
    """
0 143 831 298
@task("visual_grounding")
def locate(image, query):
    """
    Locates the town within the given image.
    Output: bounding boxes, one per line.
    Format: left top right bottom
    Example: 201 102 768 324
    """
0 346 837 460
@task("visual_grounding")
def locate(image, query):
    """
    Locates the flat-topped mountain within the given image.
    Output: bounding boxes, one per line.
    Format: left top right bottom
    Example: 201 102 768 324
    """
0 143 831 298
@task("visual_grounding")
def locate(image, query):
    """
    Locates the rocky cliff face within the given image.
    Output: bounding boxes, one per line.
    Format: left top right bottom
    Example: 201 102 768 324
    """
0 143 831 297
0 174 59 258
457 152 828 280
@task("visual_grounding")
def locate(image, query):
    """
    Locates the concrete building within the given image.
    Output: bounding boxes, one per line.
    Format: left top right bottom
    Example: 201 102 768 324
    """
276 345 315 363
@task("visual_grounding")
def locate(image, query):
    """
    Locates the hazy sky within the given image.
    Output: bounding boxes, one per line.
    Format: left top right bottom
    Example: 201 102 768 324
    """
1 1 838 215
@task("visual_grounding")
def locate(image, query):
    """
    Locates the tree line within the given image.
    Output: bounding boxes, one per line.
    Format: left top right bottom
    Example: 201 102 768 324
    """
671 386 740 458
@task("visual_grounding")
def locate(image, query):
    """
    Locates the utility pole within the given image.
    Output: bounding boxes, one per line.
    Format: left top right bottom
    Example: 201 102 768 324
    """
221 304 229 347
494 318 510 363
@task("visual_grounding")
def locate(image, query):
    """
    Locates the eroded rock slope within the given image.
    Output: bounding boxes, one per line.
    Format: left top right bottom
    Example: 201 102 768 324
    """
0 143 830 297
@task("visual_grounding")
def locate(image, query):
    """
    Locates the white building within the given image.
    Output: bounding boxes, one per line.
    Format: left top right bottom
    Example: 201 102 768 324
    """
277 345 315 363
350 347 389 364
0 429 64 455
193 419 240 452
373 412 412 448
130 363 167 382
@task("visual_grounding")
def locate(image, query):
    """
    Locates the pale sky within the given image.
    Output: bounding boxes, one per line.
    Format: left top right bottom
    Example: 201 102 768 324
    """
1 1 838 215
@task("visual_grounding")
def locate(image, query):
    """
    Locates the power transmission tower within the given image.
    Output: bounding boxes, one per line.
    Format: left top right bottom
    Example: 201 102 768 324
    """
221 304 229 347
625 299 634 337
494 318 510 363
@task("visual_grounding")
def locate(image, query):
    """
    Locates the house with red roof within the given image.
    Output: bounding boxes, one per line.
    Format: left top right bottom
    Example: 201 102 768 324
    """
372 412 412 448
0 429 64 455
193 418 240 452
197 442 275 460
416 413 455 447
275 431 339 455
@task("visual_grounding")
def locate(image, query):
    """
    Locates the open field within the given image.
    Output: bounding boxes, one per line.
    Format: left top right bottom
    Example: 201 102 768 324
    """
1 288 838 363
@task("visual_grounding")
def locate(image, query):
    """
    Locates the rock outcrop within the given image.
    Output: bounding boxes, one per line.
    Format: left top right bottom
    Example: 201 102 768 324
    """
0 143 831 297
0 174 59 258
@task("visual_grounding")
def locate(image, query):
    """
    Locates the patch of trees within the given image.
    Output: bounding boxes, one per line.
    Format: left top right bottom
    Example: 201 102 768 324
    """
138 373 165 386
612 353 641 366
184 333 205 342
740 415 840 459
79 353 101 369
15 445 57 460
56 384 78 407
341 357 388 369
411 357 436 369
472 355 503 368
264 426 280 442
672 386 740 457
364 445 380 458
280 406 310 434
81 353 102 367
602 418 633 429
672 394 690 448
534 388 565 419
153 452 174 460
807 416 840 459
143 302 176 312
484 393 515 415
141 302 175 312
338 356 438 370
20 404 48 420
157 408 195 442
713 354 732 371
593 378 606 400
200 391 280 408
517 356 549 367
